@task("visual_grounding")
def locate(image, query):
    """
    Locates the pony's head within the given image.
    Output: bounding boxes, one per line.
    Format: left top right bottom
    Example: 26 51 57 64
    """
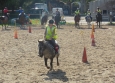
86 15 91 22
41 15 48 25
38 39 44 57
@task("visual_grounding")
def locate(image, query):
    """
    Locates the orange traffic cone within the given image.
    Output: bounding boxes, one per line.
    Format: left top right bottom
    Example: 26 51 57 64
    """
28 26 31 33
92 24 95 32
14 29 18 39
92 38 95 46
91 31 94 39
82 47 88 63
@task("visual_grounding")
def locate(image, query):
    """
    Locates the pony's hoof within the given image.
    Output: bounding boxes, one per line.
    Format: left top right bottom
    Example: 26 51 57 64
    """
57 63 59 66
49 68 54 71
47 67 50 69
47 69 54 73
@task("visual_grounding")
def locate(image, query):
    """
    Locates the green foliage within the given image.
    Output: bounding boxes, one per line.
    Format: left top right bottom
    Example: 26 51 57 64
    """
0 0 95 10
30 19 40 25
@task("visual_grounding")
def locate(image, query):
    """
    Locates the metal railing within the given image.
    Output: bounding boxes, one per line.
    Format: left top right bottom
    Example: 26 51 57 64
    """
0 10 41 19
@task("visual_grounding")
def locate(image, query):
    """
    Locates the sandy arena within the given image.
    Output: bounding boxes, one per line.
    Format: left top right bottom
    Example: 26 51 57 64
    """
0 25 115 83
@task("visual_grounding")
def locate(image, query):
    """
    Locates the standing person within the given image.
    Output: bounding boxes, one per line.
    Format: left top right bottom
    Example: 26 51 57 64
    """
3 7 8 17
26 14 32 24
44 19 59 54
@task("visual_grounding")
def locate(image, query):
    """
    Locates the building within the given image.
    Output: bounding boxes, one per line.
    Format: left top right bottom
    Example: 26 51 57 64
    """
89 0 115 21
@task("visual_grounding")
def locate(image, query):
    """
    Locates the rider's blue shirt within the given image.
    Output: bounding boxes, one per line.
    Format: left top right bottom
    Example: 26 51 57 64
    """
16 9 24 14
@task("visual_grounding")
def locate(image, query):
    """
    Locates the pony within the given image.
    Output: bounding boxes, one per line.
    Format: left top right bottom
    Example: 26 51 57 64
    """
54 15 61 28
74 14 80 28
85 14 92 28
11 15 31 26
41 14 48 26
41 10 48 28
16 13 27 29
0 13 9 30
96 12 102 28
38 39 60 71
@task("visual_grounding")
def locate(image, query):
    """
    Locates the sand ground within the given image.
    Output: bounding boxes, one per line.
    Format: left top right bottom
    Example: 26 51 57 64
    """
0 25 115 83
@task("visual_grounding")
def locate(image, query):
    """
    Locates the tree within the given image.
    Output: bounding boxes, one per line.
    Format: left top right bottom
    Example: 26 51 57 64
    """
0 0 95 13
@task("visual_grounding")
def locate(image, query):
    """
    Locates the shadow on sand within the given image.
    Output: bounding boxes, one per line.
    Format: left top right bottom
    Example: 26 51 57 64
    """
44 69 68 82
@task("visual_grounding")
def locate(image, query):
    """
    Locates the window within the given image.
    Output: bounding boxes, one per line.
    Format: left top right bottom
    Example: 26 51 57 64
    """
103 10 107 15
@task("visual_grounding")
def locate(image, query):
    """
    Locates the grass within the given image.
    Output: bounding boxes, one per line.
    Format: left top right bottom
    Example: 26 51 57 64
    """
30 19 41 25
30 19 74 26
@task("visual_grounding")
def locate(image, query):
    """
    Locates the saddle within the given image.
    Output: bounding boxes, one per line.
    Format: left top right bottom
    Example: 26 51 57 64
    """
46 40 59 54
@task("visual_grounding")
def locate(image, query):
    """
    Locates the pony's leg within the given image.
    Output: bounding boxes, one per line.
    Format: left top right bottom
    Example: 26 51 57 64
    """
5 24 7 30
76 22 78 27
99 21 100 28
2 24 3 30
44 58 50 69
50 58 53 70
57 24 58 28
76 22 80 28
5 25 6 30
57 57 59 66
75 22 76 27
87 22 89 28
77 22 80 28
100 21 102 28
97 22 98 28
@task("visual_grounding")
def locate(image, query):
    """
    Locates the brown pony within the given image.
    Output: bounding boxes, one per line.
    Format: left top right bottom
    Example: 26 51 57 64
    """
16 13 27 29
74 14 80 28
96 13 102 28
0 15 9 30
41 15 48 25
54 15 61 28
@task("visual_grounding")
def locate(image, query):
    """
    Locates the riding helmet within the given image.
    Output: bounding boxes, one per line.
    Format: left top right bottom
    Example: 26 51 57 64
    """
49 19 54 24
